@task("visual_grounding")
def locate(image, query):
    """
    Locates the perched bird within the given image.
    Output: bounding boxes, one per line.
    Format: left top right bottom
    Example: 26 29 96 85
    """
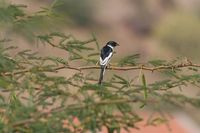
98 41 119 85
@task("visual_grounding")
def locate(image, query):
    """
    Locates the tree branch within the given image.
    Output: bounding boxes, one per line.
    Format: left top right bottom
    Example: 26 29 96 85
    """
2 61 200 76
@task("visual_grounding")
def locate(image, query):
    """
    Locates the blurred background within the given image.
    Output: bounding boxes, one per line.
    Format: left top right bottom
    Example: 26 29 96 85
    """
1 0 200 132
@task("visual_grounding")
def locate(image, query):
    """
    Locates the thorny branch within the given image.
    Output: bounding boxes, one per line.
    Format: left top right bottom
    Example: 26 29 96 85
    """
1 61 200 76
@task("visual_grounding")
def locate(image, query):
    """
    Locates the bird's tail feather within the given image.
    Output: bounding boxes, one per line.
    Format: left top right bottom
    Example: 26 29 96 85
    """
98 65 106 85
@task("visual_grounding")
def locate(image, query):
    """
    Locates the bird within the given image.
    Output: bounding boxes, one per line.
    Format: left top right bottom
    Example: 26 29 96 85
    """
98 41 119 85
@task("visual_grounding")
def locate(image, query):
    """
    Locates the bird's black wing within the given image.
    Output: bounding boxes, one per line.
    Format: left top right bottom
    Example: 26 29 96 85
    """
100 46 113 60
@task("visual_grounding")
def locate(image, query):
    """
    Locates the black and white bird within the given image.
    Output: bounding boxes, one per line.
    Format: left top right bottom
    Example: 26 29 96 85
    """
98 41 119 85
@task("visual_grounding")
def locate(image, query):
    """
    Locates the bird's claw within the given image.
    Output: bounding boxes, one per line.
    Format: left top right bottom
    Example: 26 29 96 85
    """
106 63 111 68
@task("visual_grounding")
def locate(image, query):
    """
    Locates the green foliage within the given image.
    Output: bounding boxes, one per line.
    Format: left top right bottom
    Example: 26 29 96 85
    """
142 74 147 100
118 54 140 66
0 34 200 133
37 32 98 64
0 1 200 133
0 1 52 41
0 0 94 42
0 4 25 23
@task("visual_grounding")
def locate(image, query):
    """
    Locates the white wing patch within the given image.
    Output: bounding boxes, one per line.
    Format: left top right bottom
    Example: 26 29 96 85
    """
100 52 113 66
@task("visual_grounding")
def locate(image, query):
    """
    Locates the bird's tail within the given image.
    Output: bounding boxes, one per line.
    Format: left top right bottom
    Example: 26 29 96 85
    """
98 65 106 85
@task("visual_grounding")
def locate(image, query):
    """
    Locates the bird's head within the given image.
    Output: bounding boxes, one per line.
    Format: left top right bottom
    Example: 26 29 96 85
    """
106 41 120 47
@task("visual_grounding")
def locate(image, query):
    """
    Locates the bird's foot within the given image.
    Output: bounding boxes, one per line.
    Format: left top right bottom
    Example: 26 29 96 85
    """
106 63 112 69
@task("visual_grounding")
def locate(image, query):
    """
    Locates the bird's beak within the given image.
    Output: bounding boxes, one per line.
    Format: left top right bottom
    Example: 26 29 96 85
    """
117 43 120 46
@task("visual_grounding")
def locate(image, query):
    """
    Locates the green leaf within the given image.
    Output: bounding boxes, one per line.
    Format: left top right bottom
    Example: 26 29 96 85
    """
142 74 147 100
0 4 25 23
148 117 168 126
118 54 140 66
148 59 167 66
49 32 68 38
0 56 16 72
87 52 99 57
48 56 68 65
113 74 128 84
0 77 10 88
82 83 102 91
